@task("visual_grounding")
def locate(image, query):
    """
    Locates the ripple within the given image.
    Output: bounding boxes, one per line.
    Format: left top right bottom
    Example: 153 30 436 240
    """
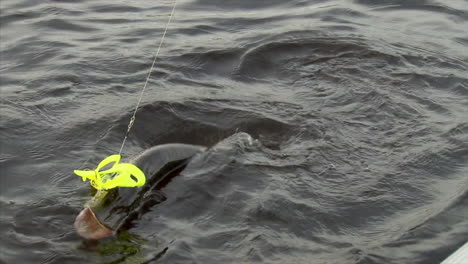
190 0 289 10
37 18 98 32
0 11 41 26
88 4 143 13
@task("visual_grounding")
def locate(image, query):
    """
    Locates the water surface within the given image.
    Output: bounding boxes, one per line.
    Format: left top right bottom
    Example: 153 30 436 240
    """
1 0 467 263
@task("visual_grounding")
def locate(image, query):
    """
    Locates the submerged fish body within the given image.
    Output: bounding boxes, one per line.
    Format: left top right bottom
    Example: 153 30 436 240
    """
75 133 255 240
75 143 206 240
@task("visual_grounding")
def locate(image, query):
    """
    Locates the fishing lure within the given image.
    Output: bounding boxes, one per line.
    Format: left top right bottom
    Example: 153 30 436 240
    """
74 155 145 190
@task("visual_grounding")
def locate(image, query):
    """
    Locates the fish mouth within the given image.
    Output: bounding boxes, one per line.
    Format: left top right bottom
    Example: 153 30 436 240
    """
74 207 113 240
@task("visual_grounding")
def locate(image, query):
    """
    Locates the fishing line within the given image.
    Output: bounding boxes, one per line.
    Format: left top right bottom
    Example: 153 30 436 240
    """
118 0 178 155
75 0 178 190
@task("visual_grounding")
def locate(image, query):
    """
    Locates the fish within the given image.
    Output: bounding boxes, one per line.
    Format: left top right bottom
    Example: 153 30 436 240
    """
74 143 206 240
74 132 255 240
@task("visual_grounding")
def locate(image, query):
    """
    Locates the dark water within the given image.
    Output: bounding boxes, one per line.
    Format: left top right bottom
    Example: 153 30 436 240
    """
1 0 468 263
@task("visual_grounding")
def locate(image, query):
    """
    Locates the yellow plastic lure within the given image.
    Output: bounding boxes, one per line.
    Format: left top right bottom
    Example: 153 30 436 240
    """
74 155 146 190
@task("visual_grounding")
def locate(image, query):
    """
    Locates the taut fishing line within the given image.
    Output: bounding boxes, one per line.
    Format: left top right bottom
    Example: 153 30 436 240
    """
118 0 178 155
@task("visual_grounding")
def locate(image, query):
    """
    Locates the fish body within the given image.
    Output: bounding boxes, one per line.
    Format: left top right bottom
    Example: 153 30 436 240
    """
75 132 255 240
75 143 206 240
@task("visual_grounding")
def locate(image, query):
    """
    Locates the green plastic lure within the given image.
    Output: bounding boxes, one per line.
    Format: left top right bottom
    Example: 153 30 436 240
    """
74 154 145 190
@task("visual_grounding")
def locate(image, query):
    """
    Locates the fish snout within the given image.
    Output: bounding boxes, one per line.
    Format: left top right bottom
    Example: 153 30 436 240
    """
74 207 113 240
